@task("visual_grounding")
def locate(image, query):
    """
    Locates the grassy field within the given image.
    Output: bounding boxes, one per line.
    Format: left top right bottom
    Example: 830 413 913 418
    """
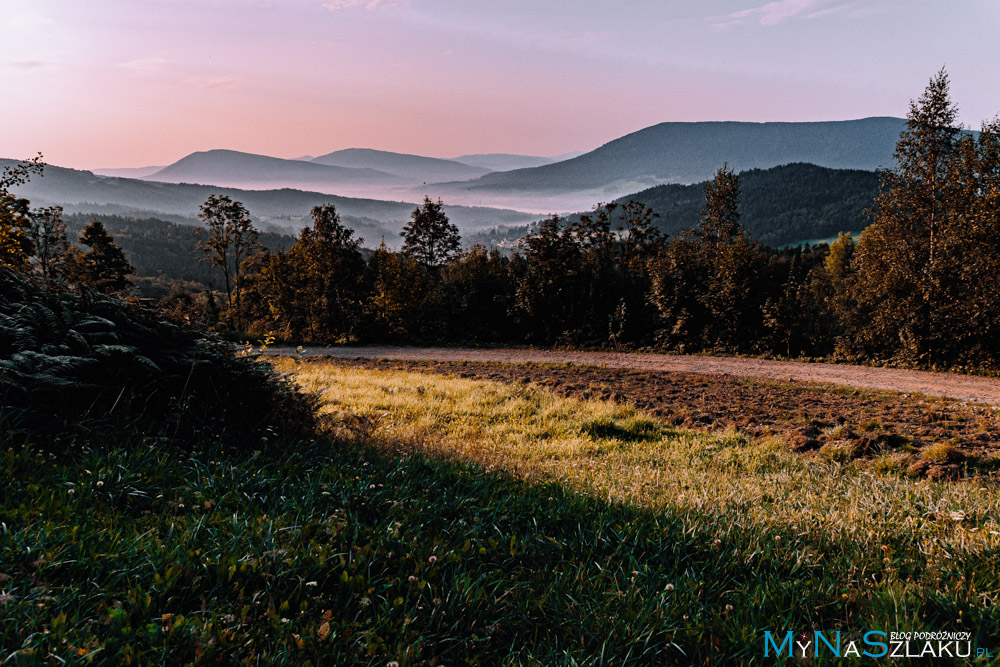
3 360 998 664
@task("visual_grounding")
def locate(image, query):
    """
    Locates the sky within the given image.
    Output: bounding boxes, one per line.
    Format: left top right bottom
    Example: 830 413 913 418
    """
2 0 999 169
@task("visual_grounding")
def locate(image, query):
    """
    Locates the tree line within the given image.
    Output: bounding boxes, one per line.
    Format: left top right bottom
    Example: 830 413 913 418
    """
2 70 998 370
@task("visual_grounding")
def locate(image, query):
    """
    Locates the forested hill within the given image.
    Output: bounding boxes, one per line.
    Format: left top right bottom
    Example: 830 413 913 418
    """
619 163 879 246
62 214 295 289
441 117 902 196
472 163 882 249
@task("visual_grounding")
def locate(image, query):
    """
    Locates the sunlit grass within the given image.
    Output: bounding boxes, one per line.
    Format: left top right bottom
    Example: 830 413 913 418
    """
286 360 1000 557
4 359 999 664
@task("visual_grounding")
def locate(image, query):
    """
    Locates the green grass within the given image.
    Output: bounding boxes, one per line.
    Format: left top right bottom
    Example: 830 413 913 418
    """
3 362 999 664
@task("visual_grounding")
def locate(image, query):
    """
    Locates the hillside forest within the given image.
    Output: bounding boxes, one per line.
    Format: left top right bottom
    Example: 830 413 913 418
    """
3 70 999 371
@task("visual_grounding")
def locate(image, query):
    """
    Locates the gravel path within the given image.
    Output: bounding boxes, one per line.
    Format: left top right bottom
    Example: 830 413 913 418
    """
268 346 1000 406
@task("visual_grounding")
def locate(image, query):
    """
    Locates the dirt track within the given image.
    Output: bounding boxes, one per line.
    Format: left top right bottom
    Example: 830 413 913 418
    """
269 346 1000 406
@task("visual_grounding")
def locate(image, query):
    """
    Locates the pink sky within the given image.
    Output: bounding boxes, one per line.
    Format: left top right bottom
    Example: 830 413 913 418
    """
3 0 999 169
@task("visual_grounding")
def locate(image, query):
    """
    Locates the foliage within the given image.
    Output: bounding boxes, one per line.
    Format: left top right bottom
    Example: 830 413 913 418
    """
361 242 435 342
846 69 1000 369
75 220 135 293
196 194 260 326
401 196 461 267
25 205 74 288
242 205 366 342
0 265 315 447
0 154 44 269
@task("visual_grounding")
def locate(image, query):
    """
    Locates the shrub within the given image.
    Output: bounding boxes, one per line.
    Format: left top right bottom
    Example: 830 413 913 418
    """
0 266 315 449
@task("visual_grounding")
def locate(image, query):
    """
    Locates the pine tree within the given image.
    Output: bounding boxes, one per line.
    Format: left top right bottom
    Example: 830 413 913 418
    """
401 197 461 267
697 163 742 246
77 219 135 294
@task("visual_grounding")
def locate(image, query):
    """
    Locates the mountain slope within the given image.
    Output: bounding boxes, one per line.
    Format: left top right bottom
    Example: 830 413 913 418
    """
473 163 880 249
145 149 405 190
441 118 905 197
3 160 539 235
614 162 879 246
312 148 490 182
93 165 166 178
451 153 557 171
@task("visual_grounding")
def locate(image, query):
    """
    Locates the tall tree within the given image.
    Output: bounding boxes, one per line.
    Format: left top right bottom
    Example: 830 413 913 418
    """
515 216 588 344
692 165 764 351
76 219 135 294
196 195 260 327
697 163 742 246
296 204 365 341
363 242 433 341
26 206 73 288
0 154 43 269
848 68 960 365
401 197 461 267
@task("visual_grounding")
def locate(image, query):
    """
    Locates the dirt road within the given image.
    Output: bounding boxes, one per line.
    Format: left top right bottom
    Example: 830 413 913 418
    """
269 346 1000 406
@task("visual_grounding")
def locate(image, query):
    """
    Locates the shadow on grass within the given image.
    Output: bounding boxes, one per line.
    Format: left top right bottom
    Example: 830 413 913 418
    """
1 434 995 665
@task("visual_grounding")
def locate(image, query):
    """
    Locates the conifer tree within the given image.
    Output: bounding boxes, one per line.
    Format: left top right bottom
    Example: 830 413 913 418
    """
77 219 135 293
697 163 742 246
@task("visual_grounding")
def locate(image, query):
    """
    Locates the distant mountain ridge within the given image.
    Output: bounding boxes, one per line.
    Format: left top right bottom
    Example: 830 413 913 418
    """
310 148 490 183
451 153 557 171
437 117 907 199
2 159 539 247
145 149 405 190
93 165 166 178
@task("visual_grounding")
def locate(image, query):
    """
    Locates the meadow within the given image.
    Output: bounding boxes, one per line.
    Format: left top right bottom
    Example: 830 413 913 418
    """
2 357 998 664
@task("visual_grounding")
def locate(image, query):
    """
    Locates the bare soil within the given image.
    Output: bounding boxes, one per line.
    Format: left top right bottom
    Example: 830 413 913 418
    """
295 352 1000 480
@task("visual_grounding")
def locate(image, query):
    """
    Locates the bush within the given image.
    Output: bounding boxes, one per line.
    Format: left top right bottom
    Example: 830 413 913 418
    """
0 266 315 448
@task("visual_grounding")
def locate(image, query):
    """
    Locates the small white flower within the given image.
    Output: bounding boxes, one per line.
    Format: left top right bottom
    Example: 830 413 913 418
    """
96 480 104 488
67 489 74 496
665 583 675 591
428 556 437 564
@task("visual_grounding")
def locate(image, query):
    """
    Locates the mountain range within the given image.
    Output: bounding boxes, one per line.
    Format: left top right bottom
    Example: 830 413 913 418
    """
310 148 491 183
144 149 407 191
3 160 539 248
86 118 907 213
10 116 917 250
433 117 906 210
